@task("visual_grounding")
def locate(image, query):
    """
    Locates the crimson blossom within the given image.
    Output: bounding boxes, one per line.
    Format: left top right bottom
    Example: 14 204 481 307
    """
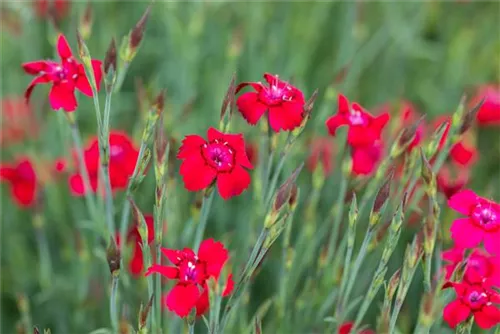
443 276 500 329
326 94 389 148
68 131 139 196
22 34 102 112
471 85 500 126
177 127 253 200
236 73 306 132
145 239 233 317
0 157 37 208
449 190 500 255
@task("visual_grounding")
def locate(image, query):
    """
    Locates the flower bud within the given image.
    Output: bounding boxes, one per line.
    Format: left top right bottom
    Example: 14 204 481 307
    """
106 237 121 276
425 121 448 158
291 89 318 138
219 73 236 128
419 148 435 188
76 29 91 63
459 96 484 135
104 38 117 93
138 294 154 331
387 268 401 300
129 197 148 246
79 2 92 40
142 90 165 143
391 115 425 158
154 117 168 184
272 163 304 216
370 169 394 228
123 6 151 63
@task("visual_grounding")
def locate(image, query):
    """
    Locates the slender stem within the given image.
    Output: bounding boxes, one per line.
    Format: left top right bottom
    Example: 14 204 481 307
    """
101 91 115 236
110 275 119 332
325 176 348 264
34 217 52 290
264 151 288 206
114 61 130 93
194 190 216 251
188 322 195 334
68 121 99 222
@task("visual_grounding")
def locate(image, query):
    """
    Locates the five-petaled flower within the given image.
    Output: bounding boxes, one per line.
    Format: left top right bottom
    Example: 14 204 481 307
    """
0 157 37 208
326 94 389 148
177 127 253 200
236 73 306 132
443 277 500 329
22 34 102 112
145 239 233 317
471 85 500 127
449 190 500 255
69 131 139 196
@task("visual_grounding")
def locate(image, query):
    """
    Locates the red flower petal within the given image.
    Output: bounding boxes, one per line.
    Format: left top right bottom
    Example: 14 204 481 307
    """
372 112 390 132
217 130 253 169
25 75 51 102
12 181 36 207
337 94 350 114
57 34 73 60
450 218 483 249
448 190 478 215
326 114 348 136
161 248 184 265
198 239 229 279
145 264 178 279
179 154 217 192
347 126 378 147
91 59 103 92
49 83 77 112
483 231 500 255
474 305 500 329
216 164 251 200
22 60 57 75
196 287 209 316
177 135 206 159
222 273 234 297
443 299 470 329
236 92 267 125
166 283 200 318
75 64 93 96
0 165 16 181
130 245 144 276
268 102 303 132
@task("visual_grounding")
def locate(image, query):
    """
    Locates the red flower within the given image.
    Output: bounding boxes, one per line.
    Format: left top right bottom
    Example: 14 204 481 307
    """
69 131 139 196
326 94 389 147
433 117 477 167
22 34 102 112
117 215 155 276
34 0 70 21
145 239 233 317
177 127 253 200
338 322 374 334
471 85 500 126
443 278 500 329
449 190 500 254
306 137 334 176
0 97 39 147
351 141 383 176
437 164 469 199
236 73 306 132
0 157 37 208
442 246 500 286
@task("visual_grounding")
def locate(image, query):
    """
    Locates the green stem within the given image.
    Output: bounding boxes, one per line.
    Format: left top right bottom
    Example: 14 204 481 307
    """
325 176 348 264
34 220 52 290
101 90 115 236
114 61 130 93
188 322 195 334
194 190 216 251
110 275 119 332
264 151 288 206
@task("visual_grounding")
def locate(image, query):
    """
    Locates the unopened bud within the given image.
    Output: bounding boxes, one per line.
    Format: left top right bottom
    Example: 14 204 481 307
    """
104 38 117 76
370 169 394 227
272 163 304 214
79 2 92 40
124 6 151 62
288 184 299 210
76 29 90 62
459 97 484 135
420 148 434 187
425 122 448 158
129 197 148 245
387 269 401 300
408 234 423 269
138 294 154 330
291 89 318 138
154 118 168 182
391 115 425 158
106 237 121 276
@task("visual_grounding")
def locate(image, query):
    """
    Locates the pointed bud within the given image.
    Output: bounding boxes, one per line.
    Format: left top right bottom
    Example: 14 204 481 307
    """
288 184 299 210
420 148 434 187
391 115 425 158
33 327 40 334
129 197 148 246
104 38 117 75
124 6 151 62
154 117 168 182
106 237 121 276
370 169 394 228
272 163 304 215
451 95 467 131
76 29 90 62
387 269 401 300
425 121 448 158
79 2 93 40
408 234 423 269
220 73 237 126
138 294 154 330
459 97 484 135
291 89 318 138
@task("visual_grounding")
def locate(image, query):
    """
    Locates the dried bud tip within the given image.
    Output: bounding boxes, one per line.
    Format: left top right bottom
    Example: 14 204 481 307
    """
130 5 151 49
104 38 117 75
220 73 237 121
139 294 154 329
304 89 319 116
106 237 121 275
153 89 166 113
387 268 401 298
372 169 394 214
419 148 434 184
459 96 485 134
274 163 304 212
399 115 425 146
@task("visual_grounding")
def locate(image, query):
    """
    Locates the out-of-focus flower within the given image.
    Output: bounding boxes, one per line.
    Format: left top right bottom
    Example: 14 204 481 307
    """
351 141 383 176
397 101 425 152
68 131 139 196
177 127 253 200
437 164 469 199
236 73 305 132
116 215 155 277
442 246 500 286
443 277 500 329
145 239 233 317
0 97 39 147
34 0 70 21
22 34 102 112
433 116 478 167
338 322 375 334
245 141 259 167
0 157 37 208
449 190 500 254
306 137 334 176
470 85 500 126
326 94 389 148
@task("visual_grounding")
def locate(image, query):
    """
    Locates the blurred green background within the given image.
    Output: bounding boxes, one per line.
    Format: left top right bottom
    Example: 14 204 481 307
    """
1 1 499 333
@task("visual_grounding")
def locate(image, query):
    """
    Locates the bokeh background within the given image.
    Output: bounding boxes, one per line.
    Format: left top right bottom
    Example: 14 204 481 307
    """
1 1 499 333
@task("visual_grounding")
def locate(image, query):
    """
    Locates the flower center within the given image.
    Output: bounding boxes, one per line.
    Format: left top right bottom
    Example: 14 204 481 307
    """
467 256 490 277
110 145 124 158
348 109 367 126
465 288 488 309
178 258 205 284
471 204 499 231
202 140 235 172
261 76 294 105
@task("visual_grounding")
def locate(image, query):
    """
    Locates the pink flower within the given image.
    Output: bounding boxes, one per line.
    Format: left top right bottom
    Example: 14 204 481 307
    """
433 117 478 167
326 94 389 148
471 85 500 126
177 127 253 200
443 279 500 329
351 141 383 176
449 190 500 254
236 73 306 132
22 34 102 112
0 157 37 208
145 239 233 317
